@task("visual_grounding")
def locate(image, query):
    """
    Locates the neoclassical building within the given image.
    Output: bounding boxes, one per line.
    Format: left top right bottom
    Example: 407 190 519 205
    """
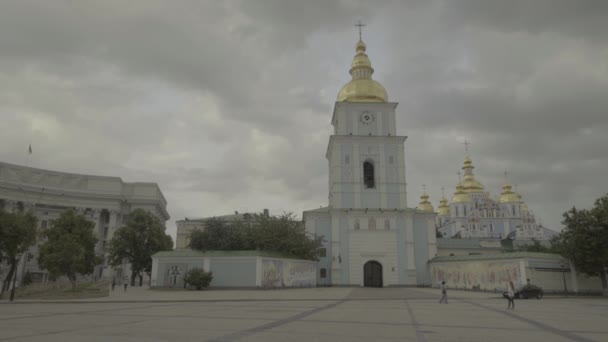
0 161 169 285
418 156 558 240
303 38 437 287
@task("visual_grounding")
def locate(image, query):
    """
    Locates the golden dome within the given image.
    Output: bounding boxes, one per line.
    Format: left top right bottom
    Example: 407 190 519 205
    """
337 39 388 103
499 183 520 203
437 195 450 216
460 155 485 193
416 192 435 212
452 184 472 203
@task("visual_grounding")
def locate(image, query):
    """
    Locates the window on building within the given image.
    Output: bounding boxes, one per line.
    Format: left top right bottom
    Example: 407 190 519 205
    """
320 268 327 278
354 219 360 230
345 155 350 164
319 248 327 257
489 223 494 232
389 156 394 164
512 206 516 216
103 226 109 238
384 219 390 230
363 161 375 188
369 218 376 230
455 207 459 216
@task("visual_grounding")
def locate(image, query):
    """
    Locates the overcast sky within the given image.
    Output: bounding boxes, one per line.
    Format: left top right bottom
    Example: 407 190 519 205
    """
1 0 607 240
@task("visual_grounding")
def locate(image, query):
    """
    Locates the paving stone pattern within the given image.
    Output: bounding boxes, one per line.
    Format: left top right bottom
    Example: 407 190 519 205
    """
0 287 606 341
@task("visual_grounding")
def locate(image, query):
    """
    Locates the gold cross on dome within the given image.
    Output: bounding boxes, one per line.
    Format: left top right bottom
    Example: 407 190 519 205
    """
355 20 366 40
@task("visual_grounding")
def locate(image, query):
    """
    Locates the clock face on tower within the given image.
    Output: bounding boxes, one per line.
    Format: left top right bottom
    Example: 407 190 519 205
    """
359 111 375 125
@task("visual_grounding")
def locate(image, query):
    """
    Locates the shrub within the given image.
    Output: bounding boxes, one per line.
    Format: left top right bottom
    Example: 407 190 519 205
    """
184 268 213 290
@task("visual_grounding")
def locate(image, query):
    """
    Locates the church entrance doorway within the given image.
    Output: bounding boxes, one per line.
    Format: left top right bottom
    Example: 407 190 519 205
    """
363 261 383 287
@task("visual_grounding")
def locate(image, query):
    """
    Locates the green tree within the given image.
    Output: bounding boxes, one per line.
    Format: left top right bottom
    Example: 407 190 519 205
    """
0 209 37 299
189 218 247 251
38 210 100 289
189 212 324 261
246 213 324 260
184 268 213 290
556 194 608 293
107 209 173 286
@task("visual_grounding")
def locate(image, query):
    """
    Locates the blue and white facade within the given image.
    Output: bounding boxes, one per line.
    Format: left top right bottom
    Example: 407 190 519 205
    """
303 38 437 287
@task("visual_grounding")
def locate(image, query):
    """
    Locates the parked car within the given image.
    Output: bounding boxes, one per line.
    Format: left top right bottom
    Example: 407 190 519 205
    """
502 284 544 299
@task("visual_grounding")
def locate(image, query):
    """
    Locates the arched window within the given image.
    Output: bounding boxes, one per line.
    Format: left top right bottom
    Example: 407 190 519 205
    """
369 218 376 230
363 161 375 188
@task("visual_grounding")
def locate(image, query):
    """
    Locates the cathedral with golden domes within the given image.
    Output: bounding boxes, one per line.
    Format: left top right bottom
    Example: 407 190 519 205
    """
417 155 558 241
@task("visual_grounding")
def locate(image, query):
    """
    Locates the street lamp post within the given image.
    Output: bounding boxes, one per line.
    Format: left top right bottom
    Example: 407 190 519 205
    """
561 263 568 295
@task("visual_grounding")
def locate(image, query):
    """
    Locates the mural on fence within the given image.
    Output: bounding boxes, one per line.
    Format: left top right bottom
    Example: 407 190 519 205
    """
431 260 523 290
164 263 187 288
261 259 316 288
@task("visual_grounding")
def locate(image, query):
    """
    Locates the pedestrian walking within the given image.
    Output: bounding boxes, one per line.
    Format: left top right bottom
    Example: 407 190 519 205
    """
507 281 515 310
439 281 448 304
111 278 116 291
123 275 129 292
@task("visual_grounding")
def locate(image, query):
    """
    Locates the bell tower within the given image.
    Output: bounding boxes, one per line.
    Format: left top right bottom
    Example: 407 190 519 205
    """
327 34 407 210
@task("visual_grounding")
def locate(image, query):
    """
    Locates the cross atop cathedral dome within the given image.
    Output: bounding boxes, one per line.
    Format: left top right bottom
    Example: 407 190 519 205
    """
337 38 388 103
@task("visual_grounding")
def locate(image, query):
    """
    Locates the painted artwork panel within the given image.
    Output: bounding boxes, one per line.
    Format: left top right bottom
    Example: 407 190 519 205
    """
431 260 523 291
261 259 316 288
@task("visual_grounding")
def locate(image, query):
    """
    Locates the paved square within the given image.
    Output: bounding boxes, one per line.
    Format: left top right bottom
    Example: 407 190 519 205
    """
1 287 606 341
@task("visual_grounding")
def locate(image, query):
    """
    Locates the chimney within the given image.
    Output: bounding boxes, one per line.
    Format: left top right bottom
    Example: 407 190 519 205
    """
263 208 269 217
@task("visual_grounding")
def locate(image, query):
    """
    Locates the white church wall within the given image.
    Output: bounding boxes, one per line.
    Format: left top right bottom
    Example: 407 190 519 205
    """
348 228 399 286
413 216 432 285
396 215 410 284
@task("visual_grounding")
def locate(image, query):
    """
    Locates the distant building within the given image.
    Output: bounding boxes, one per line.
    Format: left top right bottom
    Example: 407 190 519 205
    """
419 155 558 240
175 209 268 250
0 161 169 286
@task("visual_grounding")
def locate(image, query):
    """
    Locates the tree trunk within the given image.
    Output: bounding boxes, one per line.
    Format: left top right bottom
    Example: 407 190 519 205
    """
0 262 17 299
130 270 136 286
69 274 77 290
139 274 143 286
601 269 608 296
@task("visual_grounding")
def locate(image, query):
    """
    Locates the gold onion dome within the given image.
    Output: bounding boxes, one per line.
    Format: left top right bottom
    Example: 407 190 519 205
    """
417 192 435 212
437 195 450 215
460 155 485 193
452 184 472 203
499 182 521 203
337 39 388 103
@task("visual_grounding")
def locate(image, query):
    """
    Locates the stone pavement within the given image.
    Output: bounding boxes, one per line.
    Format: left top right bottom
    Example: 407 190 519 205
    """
0 287 606 341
